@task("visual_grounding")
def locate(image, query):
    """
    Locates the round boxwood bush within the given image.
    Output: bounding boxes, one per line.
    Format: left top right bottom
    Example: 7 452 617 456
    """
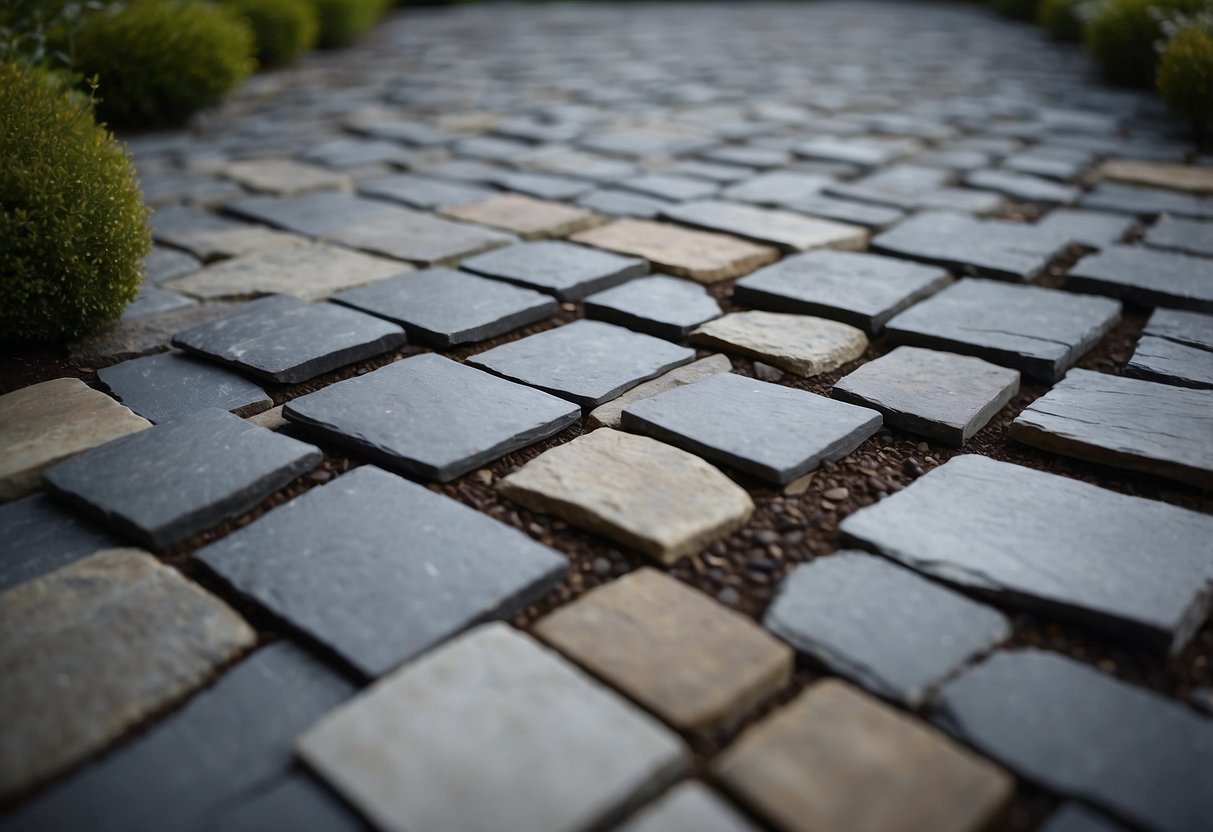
74 0 254 127
1085 0 1207 86
1158 23 1213 132
1036 0 1088 40
311 0 387 48
223 0 318 67
1 61 149 342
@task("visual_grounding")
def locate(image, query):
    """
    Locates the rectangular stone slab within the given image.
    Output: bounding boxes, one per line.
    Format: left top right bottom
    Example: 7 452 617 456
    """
839 454 1213 653
1126 335 1213 389
690 311 869 377
1142 307 1213 351
460 240 649 301
0 494 124 591
660 200 867 252
1143 215 1213 259
283 353 580 482
224 192 402 236
1067 245 1213 312
439 194 600 240
584 274 722 339
1080 183 1213 220
96 351 272 424
358 173 496 209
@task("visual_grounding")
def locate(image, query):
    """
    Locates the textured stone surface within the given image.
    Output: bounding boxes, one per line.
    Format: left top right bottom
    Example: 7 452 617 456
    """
719 172 836 206
765 551 1010 705
1040 804 1130 832
840 454 1213 652
68 301 242 367
1080 182 1213 219
500 429 753 563
934 650 1213 832
209 774 369 832
334 204 517 264
493 171 595 201
153 205 308 261
581 126 713 159
621 173 720 202
661 200 867 252
690 311 868 376
441 193 600 239
588 354 733 429
198 465 566 677
142 245 201 284
616 782 759 832
782 192 906 228
461 240 648 300
1143 215 1213 258
97 352 272 424
1033 208 1136 249
221 158 352 195
1068 245 1213 312
571 218 779 283
965 169 1080 205
1142 307 1213 351
0 548 254 799
795 136 920 166
832 346 1020 445
121 286 195 320
715 680 1013 832
0 379 151 503
0 494 123 592
1126 335 1213 389
577 188 673 219
584 274 722 339
283 353 579 481
1098 159 1213 195
43 409 321 549
359 172 496 209
1010 369 1213 487
299 623 689 832
224 192 401 236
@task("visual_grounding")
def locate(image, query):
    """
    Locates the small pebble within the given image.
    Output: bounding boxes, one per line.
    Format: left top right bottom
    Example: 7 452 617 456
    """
754 529 779 545
753 361 785 382
717 587 741 606
823 487 849 501
592 556 612 576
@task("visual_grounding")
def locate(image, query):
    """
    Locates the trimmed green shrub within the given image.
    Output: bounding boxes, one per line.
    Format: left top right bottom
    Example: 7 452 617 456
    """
223 0 318 68
311 0 387 48
1036 0 1089 40
1085 0 1207 86
990 0 1040 21
75 0 254 127
1158 22 1213 132
0 61 149 342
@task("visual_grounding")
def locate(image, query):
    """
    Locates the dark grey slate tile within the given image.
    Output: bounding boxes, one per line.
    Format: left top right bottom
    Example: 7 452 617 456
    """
209 774 369 832
299 138 419 170
358 173 496 209
619 173 720 202
142 245 201 285
1126 335 1213 389
780 194 906 230
1033 209 1136 249
699 145 790 170
576 189 673 219
964 169 1080 205
0 494 123 592
720 171 831 206
1142 307 1213 351
1040 804 1130 832
1080 183 1213 220
794 136 919 167
460 240 648 301
224 192 397 236
584 275 722 339
668 160 756 184
347 120 455 147
121 286 196 321
492 171 595 201
579 128 714 159
1142 215 1213 259
1068 246 1213 312
97 352 272 424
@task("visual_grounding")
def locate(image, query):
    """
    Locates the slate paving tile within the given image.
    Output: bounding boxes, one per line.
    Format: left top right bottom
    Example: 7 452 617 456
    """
43 409 321 549
576 188 674 219
669 159 756 184
153 205 308 261
764 551 1010 705
335 204 518 265
699 144 790 170
964 169 1080 205
1040 804 1130 832
587 354 732 430
209 773 369 832
299 623 689 832
348 119 455 147
620 173 720 202
720 171 831 205
418 158 510 185
883 278 1122 382
282 353 580 481
221 159 353 195
492 170 595 200
299 138 420 170
616 782 759 832
142 244 201 284
173 294 405 383
794 136 921 166
68 300 242 367
831 346 1020 445
331 268 557 346
197 465 567 677
1002 152 1087 181
734 250 952 335
0 494 124 592
2 642 356 832
933 650 1213 832
622 372 881 484
358 172 497 209
460 240 648 301
584 274 722 339
1126 335 1213 389
839 454 1213 652
827 180 1007 215
1142 307 1213 351
1067 245 1213 312
97 352 271 424
1142 215 1213 259
120 285 196 321
1033 209 1135 249
515 146 642 183
580 127 715 159
690 311 869 377
660 200 867 252
222 191 395 236
453 135 533 163
0 548 254 799
1010 368 1213 487
780 193 907 229
715 680 1013 832
1080 183 1213 220
441 193 600 239
572 219 779 283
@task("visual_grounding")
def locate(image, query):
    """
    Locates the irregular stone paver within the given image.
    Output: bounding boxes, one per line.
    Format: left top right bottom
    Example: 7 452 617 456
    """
1098 159 1213 195
336 205 517 265
933 650 1213 832
283 353 579 481
577 188 673 219
454 135 531 163
690 311 869 377
298 623 690 832
358 172 496 209
831 346 1020 445
493 171 595 201
515 146 642 182
173 295 406 383
884 278 1121 382
965 169 1080 205
461 240 648 301
209 774 369 832
1142 215 1213 258
616 782 759 832
839 454 1213 652
468 319 695 408
120 286 195 321
221 159 352 195
1040 804 1130 832
701 145 790 170
584 274 722 339
1067 245 1213 312
2 642 355 832
500 429 753 563
0 494 123 592
734 249 951 335
160 222 308 262
672 159 756 183
720 171 830 206
782 192 907 229
795 136 921 167
1143 307 1213 351
1034 208 1136 249
440 193 600 239
622 372 881 484
620 173 720 202
661 200 867 252
0 378 151 503
300 137 422 170
715 680 1013 832
764 551 1010 705
43 409 321 549
1126 335 1213 389
198 465 566 677
143 245 201 284
580 126 714 159
0 548 254 799
571 218 779 284
68 301 242 367
1080 183 1213 220
588 354 733 430
331 268 557 346
97 352 273 424
224 192 399 236
1010 369 1213 487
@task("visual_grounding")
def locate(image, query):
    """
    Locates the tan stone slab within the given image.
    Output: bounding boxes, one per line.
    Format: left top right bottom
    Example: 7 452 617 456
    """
499 428 753 564
221 159 353 196
715 680 1013 832
536 568 792 733
167 226 309 263
1099 160 1213 195
0 548 254 798
163 242 408 301
691 311 868 376
0 379 150 503
572 219 780 284
246 404 287 431
662 200 869 252
441 194 602 239
588 354 733 429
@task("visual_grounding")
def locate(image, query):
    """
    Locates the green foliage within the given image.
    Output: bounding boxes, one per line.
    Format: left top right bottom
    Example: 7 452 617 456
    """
1085 0 1207 86
1158 22 1213 131
990 0 1040 20
74 0 254 127
1036 0 1091 39
0 61 149 342
222 0 318 67
310 0 387 48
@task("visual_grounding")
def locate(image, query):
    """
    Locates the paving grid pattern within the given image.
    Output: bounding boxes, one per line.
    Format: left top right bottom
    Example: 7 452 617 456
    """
2 2 1213 831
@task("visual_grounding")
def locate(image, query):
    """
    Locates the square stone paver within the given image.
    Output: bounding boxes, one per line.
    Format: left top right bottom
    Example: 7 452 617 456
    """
831 346 1020 445
220 159 352 195
468 319 696 408
714 680 1012 832
0 494 123 592
42 409 321 549
172 295 407 384
1143 215 1213 258
690 311 869 377
494 171 596 201
720 171 831 206
298 623 689 832
0 548 254 799
884 278 1121 382
97 352 273 424
224 192 401 236
358 173 496 209
571 219 779 284
534 568 791 732
580 126 714 159
299 137 423 170
840 454 1213 652
332 205 517 265
207 773 367 832
1142 307 1213 351
587 354 733 430
765 551 1010 705
617 782 760 832
1126 335 1213 389
577 188 674 219
282 353 580 481
619 173 720 202
584 275 722 339
734 250 952 335
661 200 867 252
1067 245 1213 312
499 429 753 564
331 268 557 346
1010 369 1213 488
460 240 649 301
1034 209 1136 249
197 465 567 677
0 378 150 503
440 194 600 239
622 372 881 484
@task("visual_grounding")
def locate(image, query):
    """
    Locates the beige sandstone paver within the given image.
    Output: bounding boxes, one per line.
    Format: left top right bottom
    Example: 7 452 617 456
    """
441 194 602 239
571 219 779 283
162 226 309 262
1098 160 1213 195
691 311 868 376
662 200 869 252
